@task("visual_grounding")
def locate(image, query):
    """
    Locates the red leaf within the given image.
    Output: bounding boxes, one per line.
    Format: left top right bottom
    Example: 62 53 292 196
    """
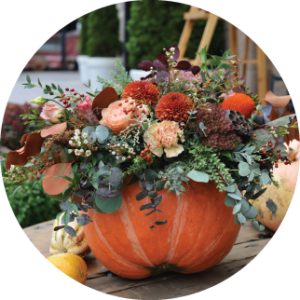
175 60 191 69
92 87 119 120
138 60 154 71
43 162 73 195
40 122 67 138
156 54 166 65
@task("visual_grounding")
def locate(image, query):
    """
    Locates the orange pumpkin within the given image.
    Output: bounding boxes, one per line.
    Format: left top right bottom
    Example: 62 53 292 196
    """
83 178 240 279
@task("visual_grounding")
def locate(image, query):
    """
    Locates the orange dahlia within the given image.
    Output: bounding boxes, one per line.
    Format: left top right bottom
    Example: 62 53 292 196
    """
122 81 160 106
155 92 193 123
220 93 255 118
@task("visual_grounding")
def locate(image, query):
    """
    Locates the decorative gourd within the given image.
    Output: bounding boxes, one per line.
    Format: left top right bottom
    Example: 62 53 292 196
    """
83 178 240 279
50 212 91 258
251 143 299 232
47 253 88 284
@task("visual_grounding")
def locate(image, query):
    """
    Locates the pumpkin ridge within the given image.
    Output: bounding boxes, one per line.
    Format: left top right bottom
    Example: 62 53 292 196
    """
166 196 185 262
120 200 153 267
175 195 211 266
92 210 146 270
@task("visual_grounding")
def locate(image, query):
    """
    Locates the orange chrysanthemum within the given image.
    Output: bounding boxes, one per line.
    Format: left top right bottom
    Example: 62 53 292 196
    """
220 94 255 118
122 81 160 106
155 92 193 123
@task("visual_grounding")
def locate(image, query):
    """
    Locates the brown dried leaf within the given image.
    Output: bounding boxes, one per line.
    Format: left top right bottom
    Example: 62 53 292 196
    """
92 87 119 120
43 162 73 195
40 122 67 138
6 133 45 170
262 91 291 108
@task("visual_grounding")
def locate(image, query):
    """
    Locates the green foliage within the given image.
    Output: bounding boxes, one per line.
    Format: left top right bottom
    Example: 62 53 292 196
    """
97 59 134 96
86 5 122 57
126 0 224 68
185 139 234 191
5 180 60 228
79 14 89 55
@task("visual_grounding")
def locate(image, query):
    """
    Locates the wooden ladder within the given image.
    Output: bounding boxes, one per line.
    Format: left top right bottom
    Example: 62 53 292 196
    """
178 6 267 99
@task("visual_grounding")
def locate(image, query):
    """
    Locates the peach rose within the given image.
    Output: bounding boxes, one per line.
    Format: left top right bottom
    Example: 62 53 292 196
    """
40 103 63 123
144 121 184 158
99 99 149 134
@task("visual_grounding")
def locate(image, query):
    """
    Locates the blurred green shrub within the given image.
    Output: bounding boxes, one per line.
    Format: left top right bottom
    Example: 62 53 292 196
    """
79 14 89 55
126 0 225 68
4 180 61 228
1 103 41 150
86 5 122 57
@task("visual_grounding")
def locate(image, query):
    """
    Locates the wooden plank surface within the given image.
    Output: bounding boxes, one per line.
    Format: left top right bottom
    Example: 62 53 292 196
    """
24 220 271 299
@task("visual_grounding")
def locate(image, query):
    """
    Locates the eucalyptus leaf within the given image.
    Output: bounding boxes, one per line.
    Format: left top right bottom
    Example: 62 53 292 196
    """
238 162 250 176
232 203 242 214
95 195 122 213
65 226 76 237
136 190 148 201
187 169 209 183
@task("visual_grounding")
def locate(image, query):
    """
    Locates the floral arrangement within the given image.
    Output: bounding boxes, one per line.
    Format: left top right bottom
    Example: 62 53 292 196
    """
2 46 297 235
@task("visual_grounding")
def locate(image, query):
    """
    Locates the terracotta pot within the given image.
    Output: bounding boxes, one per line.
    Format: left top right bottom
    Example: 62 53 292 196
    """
84 178 240 279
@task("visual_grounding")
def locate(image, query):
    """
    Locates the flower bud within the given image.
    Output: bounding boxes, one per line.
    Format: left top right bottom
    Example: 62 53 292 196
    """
29 96 47 106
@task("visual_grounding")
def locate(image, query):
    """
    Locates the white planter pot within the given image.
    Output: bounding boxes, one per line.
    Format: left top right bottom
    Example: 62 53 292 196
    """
76 55 89 84
129 69 151 81
86 57 117 91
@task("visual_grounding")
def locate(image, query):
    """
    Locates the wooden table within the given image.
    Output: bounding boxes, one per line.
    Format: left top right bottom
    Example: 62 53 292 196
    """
24 220 271 299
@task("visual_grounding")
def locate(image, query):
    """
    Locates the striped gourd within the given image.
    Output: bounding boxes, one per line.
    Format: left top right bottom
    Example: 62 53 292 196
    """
50 212 91 258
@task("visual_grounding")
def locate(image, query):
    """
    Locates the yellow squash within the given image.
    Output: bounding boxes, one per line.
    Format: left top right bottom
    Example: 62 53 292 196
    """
47 253 88 284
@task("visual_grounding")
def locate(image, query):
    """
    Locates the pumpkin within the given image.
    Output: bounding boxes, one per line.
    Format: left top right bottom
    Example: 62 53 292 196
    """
47 253 88 284
251 141 300 232
50 212 91 258
83 178 240 279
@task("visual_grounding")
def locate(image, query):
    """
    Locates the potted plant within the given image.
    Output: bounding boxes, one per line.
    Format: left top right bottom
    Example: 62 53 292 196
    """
3 46 295 280
86 5 122 91
76 14 89 84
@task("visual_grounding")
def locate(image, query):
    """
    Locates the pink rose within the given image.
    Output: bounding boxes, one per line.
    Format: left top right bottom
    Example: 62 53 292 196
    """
77 96 92 111
40 103 63 123
99 99 149 134
220 91 236 100
144 121 184 158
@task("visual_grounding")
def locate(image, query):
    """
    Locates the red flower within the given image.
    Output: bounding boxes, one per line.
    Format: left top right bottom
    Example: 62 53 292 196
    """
122 81 160 106
155 92 192 123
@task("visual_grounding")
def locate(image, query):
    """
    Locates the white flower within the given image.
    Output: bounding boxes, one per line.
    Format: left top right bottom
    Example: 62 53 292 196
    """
170 47 175 52
80 149 84 152
170 55 173 59
176 78 179 81
82 132 88 138
74 136 80 141
122 157 126 161
124 144 128 148
86 150 91 157
75 149 81 156
117 144 120 147
77 141 81 146
129 148 134 153
69 140 73 145
68 149 73 154
112 151 116 155
74 129 81 136
116 156 119 159
84 139 88 144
